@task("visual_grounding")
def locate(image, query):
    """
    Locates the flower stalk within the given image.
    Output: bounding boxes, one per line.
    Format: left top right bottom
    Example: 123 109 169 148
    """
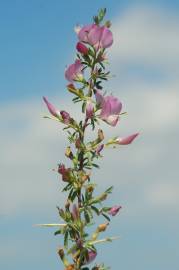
41 8 139 270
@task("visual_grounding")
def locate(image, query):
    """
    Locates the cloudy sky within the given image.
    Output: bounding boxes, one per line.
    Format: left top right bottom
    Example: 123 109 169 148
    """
0 1 178 269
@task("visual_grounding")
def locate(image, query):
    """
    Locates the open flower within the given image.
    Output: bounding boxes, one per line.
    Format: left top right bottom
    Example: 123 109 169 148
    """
115 133 139 145
78 24 113 49
95 90 122 126
65 60 83 82
108 205 122 216
43 96 60 118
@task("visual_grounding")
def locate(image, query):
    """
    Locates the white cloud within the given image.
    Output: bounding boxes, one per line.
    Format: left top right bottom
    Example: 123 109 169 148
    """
111 6 179 75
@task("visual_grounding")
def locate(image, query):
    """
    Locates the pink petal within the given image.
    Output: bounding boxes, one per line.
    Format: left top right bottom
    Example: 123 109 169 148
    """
104 114 119 126
100 26 113 48
87 24 102 46
95 89 104 107
78 24 94 43
105 96 122 115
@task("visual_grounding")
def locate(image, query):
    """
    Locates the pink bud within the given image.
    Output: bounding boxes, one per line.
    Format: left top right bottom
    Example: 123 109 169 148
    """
76 42 88 55
43 96 60 118
96 144 104 155
60 110 71 124
86 102 94 119
108 205 122 216
116 133 139 145
85 250 97 265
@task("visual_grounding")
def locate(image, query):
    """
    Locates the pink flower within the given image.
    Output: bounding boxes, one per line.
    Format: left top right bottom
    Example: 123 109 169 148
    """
76 42 88 55
65 60 83 82
60 110 71 124
43 96 60 118
115 133 139 145
78 24 113 49
86 101 94 119
108 205 122 216
85 250 97 265
100 95 122 126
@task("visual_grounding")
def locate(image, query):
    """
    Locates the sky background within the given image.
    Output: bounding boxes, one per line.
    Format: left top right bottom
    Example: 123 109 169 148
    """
0 0 179 269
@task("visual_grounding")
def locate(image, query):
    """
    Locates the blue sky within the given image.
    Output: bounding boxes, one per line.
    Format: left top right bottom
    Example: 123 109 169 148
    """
0 1 179 270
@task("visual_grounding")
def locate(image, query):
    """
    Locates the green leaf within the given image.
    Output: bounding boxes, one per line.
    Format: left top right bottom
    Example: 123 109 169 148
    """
102 213 110 221
105 186 113 194
91 205 100 215
54 229 62 236
84 209 90 223
92 163 100 168
64 230 69 248
70 190 78 202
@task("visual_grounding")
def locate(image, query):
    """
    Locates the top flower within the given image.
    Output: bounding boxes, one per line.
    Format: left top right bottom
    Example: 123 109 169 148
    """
77 24 113 49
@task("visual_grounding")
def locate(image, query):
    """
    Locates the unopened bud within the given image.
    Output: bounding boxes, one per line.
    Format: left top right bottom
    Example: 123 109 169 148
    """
65 264 75 270
65 147 74 160
76 42 88 55
98 223 109 232
98 129 104 141
86 185 94 193
65 199 71 210
75 138 81 149
58 248 65 259
86 101 94 119
99 193 107 201
60 110 71 124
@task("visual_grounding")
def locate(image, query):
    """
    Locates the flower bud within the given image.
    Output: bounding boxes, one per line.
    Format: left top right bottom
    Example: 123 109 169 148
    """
108 205 122 216
99 193 107 201
60 111 71 124
97 222 109 232
115 133 139 145
43 96 60 118
96 144 104 155
58 248 65 260
65 264 75 270
86 185 94 193
86 101 94 119
75 138 81 149
65 147 74 160
76 42 88 55
98 129 104 141
85 250 97 265
58 164 71 182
